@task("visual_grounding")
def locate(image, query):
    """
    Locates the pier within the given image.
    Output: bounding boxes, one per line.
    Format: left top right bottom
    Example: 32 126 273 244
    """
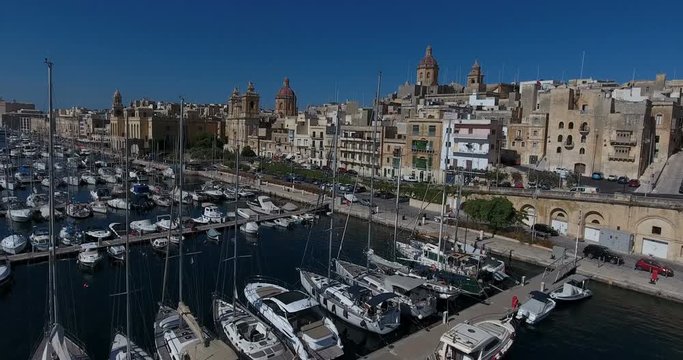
362 257 577 360
4 204 327 264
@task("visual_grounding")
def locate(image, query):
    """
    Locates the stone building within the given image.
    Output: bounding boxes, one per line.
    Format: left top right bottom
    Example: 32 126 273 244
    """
404 107 446 183
0 108 47 135
441 116 502 171
275 77 297 117
416 46 439 87
381 125 407 179
338 124 382 177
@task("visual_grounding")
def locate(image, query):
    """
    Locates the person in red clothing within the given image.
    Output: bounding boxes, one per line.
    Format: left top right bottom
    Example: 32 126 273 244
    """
650 268 659 284
512 295 520 310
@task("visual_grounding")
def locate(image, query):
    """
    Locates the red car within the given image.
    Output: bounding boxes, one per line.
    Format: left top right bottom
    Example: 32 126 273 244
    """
635 258 674 277
628 179 640 187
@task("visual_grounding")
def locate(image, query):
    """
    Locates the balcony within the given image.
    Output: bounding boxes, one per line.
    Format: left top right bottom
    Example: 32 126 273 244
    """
608 153 635 162
564 141 574 150
412 147 435 154
579 125 590 135
610 136 637 146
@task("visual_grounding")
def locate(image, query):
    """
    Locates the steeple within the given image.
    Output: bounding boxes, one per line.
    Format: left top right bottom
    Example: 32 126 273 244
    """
466 59 485 93
416 45 439 86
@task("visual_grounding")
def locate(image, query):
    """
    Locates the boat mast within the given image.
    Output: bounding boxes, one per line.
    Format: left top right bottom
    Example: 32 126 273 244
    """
367 72 381 269
232 143 240 309
45 58 57 327
328 107 340 279
178 98 185 306
124 95 132 359
436 116 453 269
393 153 401 261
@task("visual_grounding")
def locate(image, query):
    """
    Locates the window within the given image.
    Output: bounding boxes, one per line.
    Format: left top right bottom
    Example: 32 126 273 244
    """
428 125 436 136
559 122 564 129
533 130 538 136
655 135 660 143
512 141 516 146
556 147 562 153
656 114 662 125
468 128 473 134
566 135 573 144
652 226 662 235
426 71 431 79
532 142 538 148
516 130 522 137
579 148 585 155
521 142 525 147
568 122 574 129
557 135 563 142
412 125 419 135
581 135 586 143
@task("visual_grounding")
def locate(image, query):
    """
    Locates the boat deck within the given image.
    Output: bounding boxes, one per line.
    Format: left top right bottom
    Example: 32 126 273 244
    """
361 257 577 360
4 204 327 264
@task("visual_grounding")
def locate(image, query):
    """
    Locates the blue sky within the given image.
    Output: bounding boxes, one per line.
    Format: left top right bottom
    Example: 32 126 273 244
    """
1 0 681 110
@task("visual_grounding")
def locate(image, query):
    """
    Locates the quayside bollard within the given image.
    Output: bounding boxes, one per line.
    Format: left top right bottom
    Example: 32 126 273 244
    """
442 310 448 324
540 281 545 292
521 275 526 286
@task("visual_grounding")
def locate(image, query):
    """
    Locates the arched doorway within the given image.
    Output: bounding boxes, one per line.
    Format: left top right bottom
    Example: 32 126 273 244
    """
550 208 569 235
520 205 536 227
574 163 586 175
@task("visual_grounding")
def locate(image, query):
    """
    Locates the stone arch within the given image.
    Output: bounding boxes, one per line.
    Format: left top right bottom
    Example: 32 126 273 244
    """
584 211 604 225
549 208 569 235
635 215 675 239
550 208 568 220
520 204 536 226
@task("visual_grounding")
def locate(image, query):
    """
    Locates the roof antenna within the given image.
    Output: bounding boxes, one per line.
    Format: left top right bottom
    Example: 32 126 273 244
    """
579 50 586 79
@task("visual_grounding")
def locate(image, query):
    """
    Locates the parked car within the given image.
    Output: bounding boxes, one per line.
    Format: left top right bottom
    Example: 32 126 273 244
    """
617 176 629 184
527 180 537 188
569 186 599 193
375 191 394 199
635 258 674 277
531 224 559 238
514 182 524 189
583 244 624 265
538 183 551 191
628 179 640 187
607 175 618 181
591 172 604 180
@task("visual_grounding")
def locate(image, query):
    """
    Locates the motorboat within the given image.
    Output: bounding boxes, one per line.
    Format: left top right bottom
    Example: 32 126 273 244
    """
128 170 140 182
39 205 64 220
334 259 437 319
109 333 153 360
81 172 98 185
246 196 280 215
63 175 83 186
200 189 224 201
300 213 317 222
150 237 169 251
41 177 66 188
299 269 402 335
549 275 593 302
240 222 259 234
107 245 126 261
30 227 50 251
26 193 48 208
111 184 126 197
238 188 255 198
162 167 175 178
155 216 178 231
130 219 158 234
86 228 112 241
152 194 172 207
107 198 129 210
237 208 258 220
90 201 108 214
0 259 10 285
169 234 184 245
90 188 112 201
202 205 225 223
59 224 84 246
1 234 27 254
171 188 193 204
191 215 211 225
244 281 344 360
516 291 557 325
212 298 291 360
77 243 103 268
432 319 515 360
274 217 292 228
206 228 221 241
0 176 18 190
66 203 92 219
33 162 47 171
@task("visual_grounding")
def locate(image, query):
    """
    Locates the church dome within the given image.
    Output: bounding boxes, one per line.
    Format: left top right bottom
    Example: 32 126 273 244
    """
276 77 295 98
418 46 438 68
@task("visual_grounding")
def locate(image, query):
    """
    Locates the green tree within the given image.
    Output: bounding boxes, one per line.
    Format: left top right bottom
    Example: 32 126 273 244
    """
241 145 256 158
462 197 522 232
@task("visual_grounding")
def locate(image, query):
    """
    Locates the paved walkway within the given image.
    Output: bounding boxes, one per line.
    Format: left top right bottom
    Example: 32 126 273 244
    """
653 151 683 194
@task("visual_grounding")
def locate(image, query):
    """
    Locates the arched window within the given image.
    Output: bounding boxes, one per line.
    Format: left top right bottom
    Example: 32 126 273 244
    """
556 147 562 153
567 135 573 144
579 148 585 155
249 101 255 110
557 135 563 142
568 122 574 129
278 103 283 110
427 72 431 79
580 135 587 143
656 114 663 125
581 122 588 131
419 72 423 79
559 122 564 129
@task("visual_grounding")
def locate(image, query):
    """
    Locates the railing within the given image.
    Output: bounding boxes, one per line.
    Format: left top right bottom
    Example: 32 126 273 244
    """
579 125 590 135
610 137 637 145
608 153 635 162
564 141 574 150
411 147 435 154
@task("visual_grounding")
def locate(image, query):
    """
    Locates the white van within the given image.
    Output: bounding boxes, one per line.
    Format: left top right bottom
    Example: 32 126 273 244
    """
569 186 599 193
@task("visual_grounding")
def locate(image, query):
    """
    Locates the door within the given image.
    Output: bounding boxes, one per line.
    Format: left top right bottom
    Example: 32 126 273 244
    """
551 219 568 236
466 160 472 170
642 238 669 259
583 226 600 242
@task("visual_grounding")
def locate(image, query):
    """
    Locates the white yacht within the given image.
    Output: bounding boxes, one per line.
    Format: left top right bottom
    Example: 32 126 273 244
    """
237 208 258 219
33 161 47 171
432 319 515 360
247 196 280 215
130 219 158 234
549 275 593 302
213 299 291 360
109 333 153 360
516 291 557 325
155 215 178 231
30 227 50 251
66 203 92 219
107 198 129 210
335 259 437 319
107 245 126 262
273 217 293 228
81 172 98 185
299 269 401 334
150 237 168 251
152 194 172 207
90 201 107 214
86 228 112 241
59 224 83 246
240 222 259 234
244 281 344 360
9 206 33 222
200 205 225 223
90 188 112 201
1 234 27 254
77 243 103 268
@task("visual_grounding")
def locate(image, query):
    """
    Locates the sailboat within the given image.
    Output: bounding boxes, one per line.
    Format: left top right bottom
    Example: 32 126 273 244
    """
212 146 292 360
109 102 152 359
30 58 91 360
153 99 238 360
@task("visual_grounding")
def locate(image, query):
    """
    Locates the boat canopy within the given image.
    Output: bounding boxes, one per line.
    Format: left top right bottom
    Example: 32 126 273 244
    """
366 292 398 307
384 275 425 292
